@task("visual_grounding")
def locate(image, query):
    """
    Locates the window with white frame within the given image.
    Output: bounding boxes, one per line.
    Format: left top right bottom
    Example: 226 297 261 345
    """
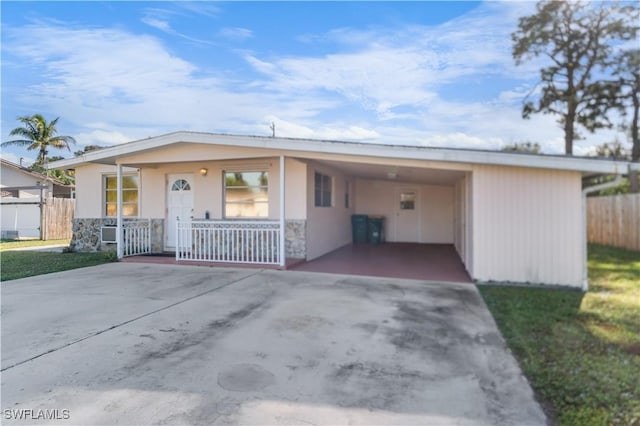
224 171 269 218
314 172 332 207
104 174 139 217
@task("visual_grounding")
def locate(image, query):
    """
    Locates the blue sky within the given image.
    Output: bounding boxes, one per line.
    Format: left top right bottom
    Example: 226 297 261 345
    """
0 1 628 165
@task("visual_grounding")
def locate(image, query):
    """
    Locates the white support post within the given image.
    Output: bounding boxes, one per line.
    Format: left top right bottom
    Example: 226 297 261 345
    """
116 163 124 259
279 155 286 268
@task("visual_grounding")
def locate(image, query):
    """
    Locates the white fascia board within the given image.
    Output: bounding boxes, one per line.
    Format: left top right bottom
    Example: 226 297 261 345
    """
47 131 631 175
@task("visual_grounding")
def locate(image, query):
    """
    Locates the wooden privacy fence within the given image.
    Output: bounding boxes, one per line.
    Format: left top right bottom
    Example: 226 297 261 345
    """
42 198 75 240
587 193 640 251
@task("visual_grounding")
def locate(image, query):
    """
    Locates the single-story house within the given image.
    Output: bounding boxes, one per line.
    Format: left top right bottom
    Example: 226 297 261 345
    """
1 158 74 239
49 131 631 289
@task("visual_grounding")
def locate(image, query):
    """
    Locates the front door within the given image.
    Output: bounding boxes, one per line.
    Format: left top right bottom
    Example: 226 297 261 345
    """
166 174 194 249
394 187 420 242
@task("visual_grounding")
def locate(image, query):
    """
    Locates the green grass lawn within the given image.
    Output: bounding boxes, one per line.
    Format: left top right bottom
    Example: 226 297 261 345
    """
479 244 640 426
0 251 116 281
0 239 70 252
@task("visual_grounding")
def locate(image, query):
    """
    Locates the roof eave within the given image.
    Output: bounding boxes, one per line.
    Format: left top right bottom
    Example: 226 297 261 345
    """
46 131 632 175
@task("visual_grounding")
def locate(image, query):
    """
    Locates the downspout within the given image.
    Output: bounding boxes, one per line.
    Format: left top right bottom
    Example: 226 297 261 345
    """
581 172 624 291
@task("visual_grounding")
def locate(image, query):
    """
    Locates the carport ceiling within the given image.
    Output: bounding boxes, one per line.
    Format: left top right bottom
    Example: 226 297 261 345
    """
311 159 467 185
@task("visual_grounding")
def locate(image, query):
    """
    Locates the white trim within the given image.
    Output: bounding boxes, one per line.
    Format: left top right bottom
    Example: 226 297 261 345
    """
47 131 632 174
103 172 140 218
314 171 333 207
279 155 286 268
116 164 123 259
222 169 270 219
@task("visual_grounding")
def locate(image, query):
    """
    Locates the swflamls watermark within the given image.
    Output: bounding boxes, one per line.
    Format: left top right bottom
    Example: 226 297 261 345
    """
3 409 70 421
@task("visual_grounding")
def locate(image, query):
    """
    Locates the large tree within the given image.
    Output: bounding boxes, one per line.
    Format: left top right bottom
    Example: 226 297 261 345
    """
612 49 640 192
501 141 542 154
29 155 75 185
2 114 76 166
512 1 638 155
74 144 105 157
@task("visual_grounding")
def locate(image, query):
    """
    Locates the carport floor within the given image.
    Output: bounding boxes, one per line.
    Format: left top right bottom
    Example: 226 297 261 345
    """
292 243 471 282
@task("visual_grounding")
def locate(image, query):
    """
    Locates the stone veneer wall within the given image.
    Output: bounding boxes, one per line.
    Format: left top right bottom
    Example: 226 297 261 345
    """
148 220 164 253
285 219 306 259
70 218 164 253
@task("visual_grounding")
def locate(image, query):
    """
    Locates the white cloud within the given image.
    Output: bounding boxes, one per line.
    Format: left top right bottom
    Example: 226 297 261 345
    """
245 2 539 121
0 152 34 166
2 22 339 149
74 130 132 147
141 17 171 32
247 48 439 117
174 2 221 18
140 8 215 45
1 1 626 160
263 115 380 141
218 27 253 41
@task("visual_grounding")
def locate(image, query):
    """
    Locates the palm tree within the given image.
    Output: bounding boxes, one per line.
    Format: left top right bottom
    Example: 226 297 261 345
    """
2 114 76 166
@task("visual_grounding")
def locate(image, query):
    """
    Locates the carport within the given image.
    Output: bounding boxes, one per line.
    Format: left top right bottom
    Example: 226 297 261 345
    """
292 243 472 282
298 158 473 282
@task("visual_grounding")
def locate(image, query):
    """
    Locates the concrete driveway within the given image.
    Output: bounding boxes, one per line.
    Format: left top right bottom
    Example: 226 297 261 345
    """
1 263 546 425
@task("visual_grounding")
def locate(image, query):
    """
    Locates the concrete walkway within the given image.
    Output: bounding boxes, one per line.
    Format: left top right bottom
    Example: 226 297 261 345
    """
1 263 545 425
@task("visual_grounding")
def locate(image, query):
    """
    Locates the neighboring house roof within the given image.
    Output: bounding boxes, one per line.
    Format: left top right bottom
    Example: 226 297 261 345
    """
47 131 632 175
1 158 74 188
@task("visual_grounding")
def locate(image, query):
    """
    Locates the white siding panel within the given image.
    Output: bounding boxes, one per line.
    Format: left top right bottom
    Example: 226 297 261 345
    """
472 165 582 287
421 185 454 243
284 158 307 220
306 162 353 260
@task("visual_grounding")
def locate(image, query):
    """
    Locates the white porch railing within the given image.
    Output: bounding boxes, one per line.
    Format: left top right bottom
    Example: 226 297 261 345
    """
123 219 152 257
176 220 281 265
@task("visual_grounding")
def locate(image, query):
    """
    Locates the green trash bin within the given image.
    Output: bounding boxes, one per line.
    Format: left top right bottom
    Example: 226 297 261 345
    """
351 214 369 243
368 216 385 244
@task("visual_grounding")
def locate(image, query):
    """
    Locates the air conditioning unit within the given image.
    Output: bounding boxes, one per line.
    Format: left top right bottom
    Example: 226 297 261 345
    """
1 230 19 240
101 226 117 243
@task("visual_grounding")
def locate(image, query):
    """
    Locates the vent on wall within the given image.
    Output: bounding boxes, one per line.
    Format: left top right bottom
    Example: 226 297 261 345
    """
101 226 116 243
